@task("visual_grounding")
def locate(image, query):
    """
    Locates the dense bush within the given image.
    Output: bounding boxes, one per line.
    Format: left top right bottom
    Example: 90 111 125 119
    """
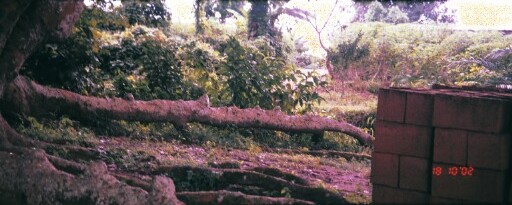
178 35 325 113
22 5 325 114
21 8 104 95
328 22 512 87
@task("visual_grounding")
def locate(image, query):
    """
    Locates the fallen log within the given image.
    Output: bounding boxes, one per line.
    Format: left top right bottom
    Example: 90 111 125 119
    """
3 76 373 145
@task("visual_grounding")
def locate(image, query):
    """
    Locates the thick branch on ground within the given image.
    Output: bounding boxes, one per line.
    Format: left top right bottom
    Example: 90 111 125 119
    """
4 76 373 146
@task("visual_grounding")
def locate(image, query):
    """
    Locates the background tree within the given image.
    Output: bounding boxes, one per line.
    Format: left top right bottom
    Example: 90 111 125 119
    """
248 0 270 39
122 0 170 28
353 0 455 23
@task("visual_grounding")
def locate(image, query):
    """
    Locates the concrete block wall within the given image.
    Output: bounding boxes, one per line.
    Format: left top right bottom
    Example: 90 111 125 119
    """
371 87 512 204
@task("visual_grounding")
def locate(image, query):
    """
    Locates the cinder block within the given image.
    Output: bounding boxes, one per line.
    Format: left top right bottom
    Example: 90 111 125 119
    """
405 90 435 126
509 180 512 203
399 156 430 192
468 132 511 170
375 120 433 158
429 196 462 204
431 163 506 203
377 88 407 123
371 152 399 187
372 184 429 204
433 128 467 165
432 93 512 133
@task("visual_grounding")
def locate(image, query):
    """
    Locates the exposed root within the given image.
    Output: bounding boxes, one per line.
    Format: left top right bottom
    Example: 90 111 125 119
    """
0 149 183 204
177 190 316 205
0 113 183 204
250 167 312 186
46 154 85 175
113 172 152 191
154 166 348 205
0 112 349 204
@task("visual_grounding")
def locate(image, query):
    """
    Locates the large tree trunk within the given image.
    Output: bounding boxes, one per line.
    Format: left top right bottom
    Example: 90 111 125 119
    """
3 76 373 146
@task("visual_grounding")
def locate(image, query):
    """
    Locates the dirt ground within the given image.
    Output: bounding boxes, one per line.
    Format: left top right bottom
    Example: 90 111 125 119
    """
99 137 372 204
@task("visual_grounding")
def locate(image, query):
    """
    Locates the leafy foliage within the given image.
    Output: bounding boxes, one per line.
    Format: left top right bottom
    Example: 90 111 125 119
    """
384 6 409 24
329 22 512 87
363 1 408 24
122 0 171 28
23 3 325 114
328 32 369 73
179 35 325 113
21 8 104 95
363 1 387 23
354 1 455 23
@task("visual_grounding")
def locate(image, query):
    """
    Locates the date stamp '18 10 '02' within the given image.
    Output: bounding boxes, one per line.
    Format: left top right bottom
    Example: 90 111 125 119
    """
432 166 475 176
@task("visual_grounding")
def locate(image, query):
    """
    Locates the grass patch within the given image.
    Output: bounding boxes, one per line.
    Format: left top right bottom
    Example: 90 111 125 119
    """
17 116 98 147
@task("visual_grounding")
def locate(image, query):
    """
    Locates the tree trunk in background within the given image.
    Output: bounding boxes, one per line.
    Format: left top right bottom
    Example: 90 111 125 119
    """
194 0 204 34
248 0 270 39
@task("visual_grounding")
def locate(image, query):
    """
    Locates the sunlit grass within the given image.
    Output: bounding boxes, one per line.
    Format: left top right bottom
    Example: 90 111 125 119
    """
317 91 377 114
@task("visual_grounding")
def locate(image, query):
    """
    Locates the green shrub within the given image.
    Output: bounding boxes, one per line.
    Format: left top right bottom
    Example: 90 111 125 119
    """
329 22 512 87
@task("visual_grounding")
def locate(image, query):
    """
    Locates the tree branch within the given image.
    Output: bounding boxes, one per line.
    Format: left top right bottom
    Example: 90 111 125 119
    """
4 76 373 146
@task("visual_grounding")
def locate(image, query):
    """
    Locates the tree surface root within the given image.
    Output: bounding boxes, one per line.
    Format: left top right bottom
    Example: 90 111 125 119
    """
154 166 348 205
249 167 313 186
0 149 183 205
177 190 316 205
4 76 372 146
0 112 352 204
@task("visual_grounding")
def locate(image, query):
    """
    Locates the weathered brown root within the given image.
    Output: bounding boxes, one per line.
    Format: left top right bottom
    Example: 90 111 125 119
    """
46 154 86 175
177 190 316 205
250 167 312 186
0 111 183 204
113 172 152 191
4 76 373 145
267 148 371 161
0 112 100 162
0 148 183 205
154 166 348 205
